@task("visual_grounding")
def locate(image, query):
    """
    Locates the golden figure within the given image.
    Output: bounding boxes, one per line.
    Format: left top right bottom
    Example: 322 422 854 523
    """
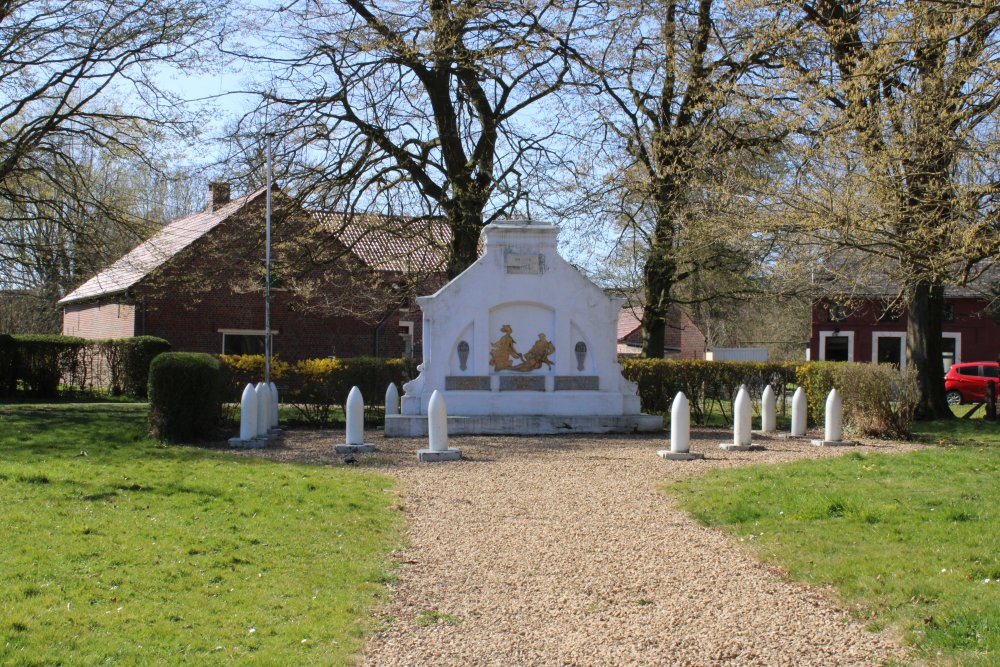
511 333 555 372
489 324 523 371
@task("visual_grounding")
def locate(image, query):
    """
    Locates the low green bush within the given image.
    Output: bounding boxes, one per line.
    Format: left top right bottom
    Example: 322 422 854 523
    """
11 334 87 397
838 363 919 438
96 336 171 397
0 334 15 397
218 355 418 427
620 359 798 424
148 352 225 441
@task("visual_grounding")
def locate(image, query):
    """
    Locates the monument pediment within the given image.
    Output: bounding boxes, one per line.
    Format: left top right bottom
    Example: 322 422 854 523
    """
385 220 662 436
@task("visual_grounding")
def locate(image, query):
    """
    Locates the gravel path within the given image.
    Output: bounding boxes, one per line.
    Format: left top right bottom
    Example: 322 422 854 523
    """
236 429 921 666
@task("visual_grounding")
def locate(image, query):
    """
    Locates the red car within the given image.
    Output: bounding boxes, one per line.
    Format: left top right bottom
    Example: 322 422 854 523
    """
944 361 1000 404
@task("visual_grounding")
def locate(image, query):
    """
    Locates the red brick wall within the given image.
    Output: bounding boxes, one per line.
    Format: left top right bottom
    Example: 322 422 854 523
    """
809 297 1000 364
62 299 136 339
620 305 705 359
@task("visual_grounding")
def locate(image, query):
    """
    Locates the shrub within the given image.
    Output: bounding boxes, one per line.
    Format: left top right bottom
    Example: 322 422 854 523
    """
12 334 87 397
219 354 289 400
0 333 15 397
839 364 920 438
97 336 171 397
148 352 225 441
619 359 798 425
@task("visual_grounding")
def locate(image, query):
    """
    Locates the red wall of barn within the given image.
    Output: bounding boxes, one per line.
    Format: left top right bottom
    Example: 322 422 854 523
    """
809 297 1000 365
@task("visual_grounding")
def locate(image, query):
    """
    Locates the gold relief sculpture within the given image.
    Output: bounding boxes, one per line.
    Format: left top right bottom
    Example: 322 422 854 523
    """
489 325 554 372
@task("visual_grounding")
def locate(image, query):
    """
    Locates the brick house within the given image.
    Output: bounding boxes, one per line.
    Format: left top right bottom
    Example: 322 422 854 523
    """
616 304 706 359
60 183 447 359
809 279 1000 369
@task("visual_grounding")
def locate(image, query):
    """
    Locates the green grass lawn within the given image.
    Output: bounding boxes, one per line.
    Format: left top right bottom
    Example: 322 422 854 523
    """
668 421 1000 666
0 404 401 666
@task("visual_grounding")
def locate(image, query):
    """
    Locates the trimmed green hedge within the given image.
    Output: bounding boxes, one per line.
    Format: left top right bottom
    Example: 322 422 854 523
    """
219 355 418 427
11 334 88 397
620 359 798 424
149 352 225 441
0 335 169 399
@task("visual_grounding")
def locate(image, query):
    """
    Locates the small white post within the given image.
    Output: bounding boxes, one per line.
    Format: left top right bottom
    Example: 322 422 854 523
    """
428 390 448 452
760 385 776 433
240 383 257 441
721 385 753 451
255 382 270 437
657 391 704 460
418 390 461 461
385 382 400 416
269 382 279 428
336 386 375 454
812 388 849 446
346 386 364 445
791 386 807 436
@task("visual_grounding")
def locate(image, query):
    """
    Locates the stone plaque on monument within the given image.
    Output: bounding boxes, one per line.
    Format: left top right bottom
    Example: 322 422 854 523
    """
445 376 491 391
505 252 543 275
499 375 545 391
554 376 599 391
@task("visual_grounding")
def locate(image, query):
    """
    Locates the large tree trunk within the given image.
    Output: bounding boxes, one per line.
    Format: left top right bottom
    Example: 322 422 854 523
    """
906 280 952 420
642 250 674 358
445 200 484 278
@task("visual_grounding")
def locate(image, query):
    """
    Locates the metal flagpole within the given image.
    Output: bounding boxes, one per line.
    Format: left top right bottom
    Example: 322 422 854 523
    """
265 132 272 385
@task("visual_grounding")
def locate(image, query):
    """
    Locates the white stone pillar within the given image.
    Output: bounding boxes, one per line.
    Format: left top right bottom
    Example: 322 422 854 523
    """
240 383 257 441
721 385 753 451
428 390 448 452
336 386 376 453
255 382 269 437
671 392 690 453
385 382 400 416
346 386 364 445
418 389 461 461
812 388 849 446
791 386 807 436
658 391 704 460
760 385 776 433
269 382 279 428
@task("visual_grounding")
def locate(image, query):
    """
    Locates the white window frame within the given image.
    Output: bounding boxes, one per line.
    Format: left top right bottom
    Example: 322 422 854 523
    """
819 330 854 361
942 332 961 369
871 332 906 370
218 329 279 355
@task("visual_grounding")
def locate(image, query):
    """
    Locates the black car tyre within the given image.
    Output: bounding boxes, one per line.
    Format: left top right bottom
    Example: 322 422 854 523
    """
946 390 963 405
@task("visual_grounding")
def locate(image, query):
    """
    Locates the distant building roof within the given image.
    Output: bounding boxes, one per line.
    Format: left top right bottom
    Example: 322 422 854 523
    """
60 190 451 305
312 211 450 274
59 187 269 304
812 255 1000 300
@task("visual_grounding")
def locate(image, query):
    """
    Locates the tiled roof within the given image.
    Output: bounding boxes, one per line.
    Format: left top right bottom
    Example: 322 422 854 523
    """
813 255 1000 299
59 192 450 304
312 211 450 274
617 305 644 341
59 188 269 304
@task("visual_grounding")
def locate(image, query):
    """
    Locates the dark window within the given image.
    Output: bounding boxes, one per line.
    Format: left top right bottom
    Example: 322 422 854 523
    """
223 334 265 355
876 336 902 367
983 366 999 379
825 335 850 361
828 305 848 322
943 304 955 322
957 365 980 377
942 338 957 370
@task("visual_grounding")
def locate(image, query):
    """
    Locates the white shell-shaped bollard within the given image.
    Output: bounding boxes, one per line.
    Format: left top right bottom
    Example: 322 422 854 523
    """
240 383 258 440
671 392 691 453
733 385 752 447
761 385 776 433
269 382 279 428
428 390 448 452
791 386 807 436
385 382 400 416
346 386 364 446
825 388 843 442
255 382 270 436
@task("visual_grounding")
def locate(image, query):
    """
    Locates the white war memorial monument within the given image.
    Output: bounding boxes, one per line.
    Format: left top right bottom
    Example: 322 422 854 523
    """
385 219 663 436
